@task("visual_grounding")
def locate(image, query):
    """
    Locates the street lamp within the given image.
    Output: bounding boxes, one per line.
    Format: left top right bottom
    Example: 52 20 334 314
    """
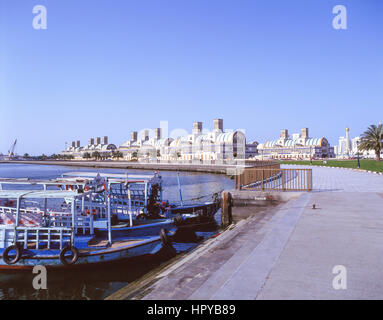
356 141 360 169
309 146 312 165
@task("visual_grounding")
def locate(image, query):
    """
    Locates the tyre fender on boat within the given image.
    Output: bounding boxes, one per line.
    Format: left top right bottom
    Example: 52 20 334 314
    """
59 245 79 266
3 244 22 265
160 228 171 246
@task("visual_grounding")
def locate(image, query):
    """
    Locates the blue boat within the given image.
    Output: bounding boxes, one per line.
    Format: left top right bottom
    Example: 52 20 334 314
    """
0 176 177 238
61 171 221 227
0 189 174 270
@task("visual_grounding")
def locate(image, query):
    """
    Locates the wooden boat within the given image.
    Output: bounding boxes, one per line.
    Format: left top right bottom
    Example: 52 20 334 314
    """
0 189 174 270
61 171 221 226
0 177 176 238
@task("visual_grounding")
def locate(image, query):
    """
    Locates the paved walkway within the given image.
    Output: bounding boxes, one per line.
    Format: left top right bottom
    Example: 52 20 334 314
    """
282 164 383 192
257 191 383 299
111 166 383 300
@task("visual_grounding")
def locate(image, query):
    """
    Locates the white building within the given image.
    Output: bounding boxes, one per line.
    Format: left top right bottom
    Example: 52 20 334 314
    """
335 127 382 158
119 119 249 162
350 136 381 159
61 136 117 159
257 128 335 160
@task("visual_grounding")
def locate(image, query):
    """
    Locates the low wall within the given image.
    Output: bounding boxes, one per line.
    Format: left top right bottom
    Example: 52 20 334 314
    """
221 189 303 224
0 160 241 175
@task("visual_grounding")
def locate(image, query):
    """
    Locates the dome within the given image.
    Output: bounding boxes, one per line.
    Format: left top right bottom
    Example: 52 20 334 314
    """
305 138 323 146
216 132 234 143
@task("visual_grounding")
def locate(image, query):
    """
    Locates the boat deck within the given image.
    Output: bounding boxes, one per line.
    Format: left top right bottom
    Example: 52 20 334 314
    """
87 238 142 248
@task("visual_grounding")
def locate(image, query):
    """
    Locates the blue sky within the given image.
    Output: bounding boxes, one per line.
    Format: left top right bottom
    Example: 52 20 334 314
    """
1 0 382 155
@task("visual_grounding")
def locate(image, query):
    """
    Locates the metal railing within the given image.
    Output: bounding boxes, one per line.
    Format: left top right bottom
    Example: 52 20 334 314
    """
0 227 72 250
235 168 313 191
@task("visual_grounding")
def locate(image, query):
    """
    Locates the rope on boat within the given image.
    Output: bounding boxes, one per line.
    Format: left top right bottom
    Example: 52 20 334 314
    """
174 189 224 204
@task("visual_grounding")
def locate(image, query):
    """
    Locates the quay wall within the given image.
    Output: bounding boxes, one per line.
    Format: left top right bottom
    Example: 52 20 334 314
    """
0 160 240 175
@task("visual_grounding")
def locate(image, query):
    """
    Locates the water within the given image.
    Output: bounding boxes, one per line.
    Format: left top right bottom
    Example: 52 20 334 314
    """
0 163 233 300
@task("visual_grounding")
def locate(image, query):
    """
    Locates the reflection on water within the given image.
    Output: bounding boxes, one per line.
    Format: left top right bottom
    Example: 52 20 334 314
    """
0 163 233 300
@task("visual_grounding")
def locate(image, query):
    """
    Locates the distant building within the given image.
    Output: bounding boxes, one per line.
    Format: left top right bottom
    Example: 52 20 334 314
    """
61 136 117 159
119 119 252 161
336 128 352 157
349 135 381 159
257 128 335 160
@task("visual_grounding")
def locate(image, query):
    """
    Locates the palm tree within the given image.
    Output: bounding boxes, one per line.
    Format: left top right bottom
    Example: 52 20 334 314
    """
92 151 101 160
359 124 383 161
83 152 91 159
114 151 123 160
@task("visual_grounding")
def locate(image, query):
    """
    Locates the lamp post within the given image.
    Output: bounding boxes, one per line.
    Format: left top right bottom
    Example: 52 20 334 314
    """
356 141 360 169
309 146 312 165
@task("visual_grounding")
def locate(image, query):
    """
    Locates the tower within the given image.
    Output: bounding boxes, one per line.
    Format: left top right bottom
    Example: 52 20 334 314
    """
154 128 162 140
193 122 202 135
345 127 351 155
280 129 288 140
213 119 223 132
301 128 309 140
141 130 149 141
131 131 137 142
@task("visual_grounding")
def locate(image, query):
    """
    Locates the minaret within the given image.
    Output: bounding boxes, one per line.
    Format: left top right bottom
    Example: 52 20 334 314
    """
345 127 351 155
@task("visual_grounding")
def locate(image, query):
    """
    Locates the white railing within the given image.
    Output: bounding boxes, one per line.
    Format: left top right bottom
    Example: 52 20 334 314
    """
0 227 72 250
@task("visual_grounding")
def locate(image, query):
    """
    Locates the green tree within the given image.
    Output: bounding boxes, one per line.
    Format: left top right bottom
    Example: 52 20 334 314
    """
83 152 91 159
23 153 29 159
38 154 48 161
113 151 123 159
101 152 110 160
92 151 101 160
359 124 383 161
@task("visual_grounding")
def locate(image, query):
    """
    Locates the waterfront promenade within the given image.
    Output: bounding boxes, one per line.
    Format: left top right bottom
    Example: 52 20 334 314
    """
108 165 383 300
0 160 241 175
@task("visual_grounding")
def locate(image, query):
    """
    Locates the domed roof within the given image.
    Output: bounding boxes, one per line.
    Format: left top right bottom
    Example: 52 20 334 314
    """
195 134 212 144
216 132 235 143
305 138 323 146
264 137 325 148
154 138 173 148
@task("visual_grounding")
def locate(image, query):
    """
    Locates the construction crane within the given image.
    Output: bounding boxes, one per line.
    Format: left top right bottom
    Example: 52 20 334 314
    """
8 139 17 157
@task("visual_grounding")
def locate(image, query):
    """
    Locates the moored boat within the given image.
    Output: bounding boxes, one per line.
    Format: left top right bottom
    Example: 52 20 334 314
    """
0 189 174 270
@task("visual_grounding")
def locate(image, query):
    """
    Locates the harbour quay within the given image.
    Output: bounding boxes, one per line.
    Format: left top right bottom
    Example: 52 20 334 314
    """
107 165 383 300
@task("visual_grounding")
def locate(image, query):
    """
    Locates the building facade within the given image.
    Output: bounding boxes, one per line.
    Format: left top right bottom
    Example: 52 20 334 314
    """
61 136 117 159
257 128 335 160
119 119 250 161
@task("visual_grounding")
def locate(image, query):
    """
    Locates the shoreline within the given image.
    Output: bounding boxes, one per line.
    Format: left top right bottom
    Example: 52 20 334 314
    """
0 160 242 175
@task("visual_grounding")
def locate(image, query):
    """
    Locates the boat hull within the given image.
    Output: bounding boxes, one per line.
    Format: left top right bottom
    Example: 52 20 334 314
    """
0 237 164 270
97 220 176 238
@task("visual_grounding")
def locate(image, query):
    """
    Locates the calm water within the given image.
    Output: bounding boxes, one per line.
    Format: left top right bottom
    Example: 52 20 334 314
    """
0 163 233 300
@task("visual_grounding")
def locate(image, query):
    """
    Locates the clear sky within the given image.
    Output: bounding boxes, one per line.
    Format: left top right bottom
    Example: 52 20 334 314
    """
0 0 382 155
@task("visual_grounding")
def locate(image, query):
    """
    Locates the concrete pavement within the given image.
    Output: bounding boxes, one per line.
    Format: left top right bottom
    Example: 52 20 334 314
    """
108 166 383 300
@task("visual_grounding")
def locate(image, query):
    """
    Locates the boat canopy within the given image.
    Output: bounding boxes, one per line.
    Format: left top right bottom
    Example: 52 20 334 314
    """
0 177 90 186
62 172 156 182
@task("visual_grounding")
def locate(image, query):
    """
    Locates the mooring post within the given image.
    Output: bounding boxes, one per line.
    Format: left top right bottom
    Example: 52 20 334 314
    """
221 191 233 228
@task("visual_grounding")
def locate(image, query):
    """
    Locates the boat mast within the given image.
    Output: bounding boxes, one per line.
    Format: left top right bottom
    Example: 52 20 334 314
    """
177 172 183 206
107 180 112 245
